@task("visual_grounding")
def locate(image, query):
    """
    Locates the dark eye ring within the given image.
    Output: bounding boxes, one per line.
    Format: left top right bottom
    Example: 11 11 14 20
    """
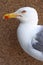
21 10 26 13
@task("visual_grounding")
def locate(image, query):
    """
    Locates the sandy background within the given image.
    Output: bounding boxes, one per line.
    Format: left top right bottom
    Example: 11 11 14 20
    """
0 0 43 65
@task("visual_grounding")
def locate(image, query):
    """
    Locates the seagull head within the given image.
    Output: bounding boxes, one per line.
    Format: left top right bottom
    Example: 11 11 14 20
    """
3 7 38 25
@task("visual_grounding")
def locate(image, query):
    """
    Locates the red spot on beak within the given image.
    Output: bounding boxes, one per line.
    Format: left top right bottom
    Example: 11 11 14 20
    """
5 16 9 19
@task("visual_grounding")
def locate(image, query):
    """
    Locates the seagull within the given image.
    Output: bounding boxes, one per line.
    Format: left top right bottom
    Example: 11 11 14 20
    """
3 7 43 61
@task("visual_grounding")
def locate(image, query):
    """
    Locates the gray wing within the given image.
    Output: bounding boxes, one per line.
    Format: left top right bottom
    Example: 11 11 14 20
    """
32 25 43 52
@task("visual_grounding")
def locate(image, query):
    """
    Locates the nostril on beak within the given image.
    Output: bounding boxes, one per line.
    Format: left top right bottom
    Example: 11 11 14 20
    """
18 15 22 17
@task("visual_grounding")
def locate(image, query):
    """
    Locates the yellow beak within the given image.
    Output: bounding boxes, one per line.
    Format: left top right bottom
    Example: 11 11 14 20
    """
3 13 18 19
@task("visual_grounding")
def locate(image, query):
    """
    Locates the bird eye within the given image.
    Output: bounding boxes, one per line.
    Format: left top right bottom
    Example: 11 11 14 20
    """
21 10 26 13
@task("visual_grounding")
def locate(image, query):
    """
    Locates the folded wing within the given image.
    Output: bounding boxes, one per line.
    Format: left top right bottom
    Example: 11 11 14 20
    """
32 25 43 52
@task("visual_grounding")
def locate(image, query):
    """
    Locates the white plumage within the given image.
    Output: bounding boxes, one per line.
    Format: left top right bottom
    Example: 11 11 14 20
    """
4 7 43 61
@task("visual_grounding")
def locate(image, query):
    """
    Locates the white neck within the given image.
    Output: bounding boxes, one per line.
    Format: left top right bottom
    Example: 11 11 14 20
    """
20 20 38 27
17 20 38 55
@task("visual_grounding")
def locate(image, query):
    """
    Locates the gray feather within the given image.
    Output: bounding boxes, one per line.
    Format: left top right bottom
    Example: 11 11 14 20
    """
32 26 43 52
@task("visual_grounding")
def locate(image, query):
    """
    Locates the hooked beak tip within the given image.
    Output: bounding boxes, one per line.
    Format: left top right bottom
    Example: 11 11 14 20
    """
3 16 9 19
3 13 18 19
